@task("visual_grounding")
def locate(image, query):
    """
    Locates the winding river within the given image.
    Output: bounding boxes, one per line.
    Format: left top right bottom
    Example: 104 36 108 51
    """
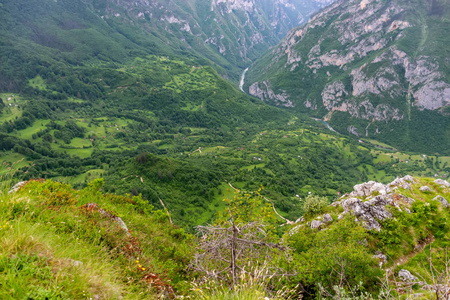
239 67 249 92
311 118 339 134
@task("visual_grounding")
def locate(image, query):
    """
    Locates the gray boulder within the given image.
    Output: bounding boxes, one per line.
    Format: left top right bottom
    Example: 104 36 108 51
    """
350 181 390 197
323 214 333 223
342 196 392 231
388 175 415 190
398 269 418 282
402 175 415 183
433 195 449 207
420 186 432 192
435 179 450 188
311 220 323 229
8 181 27 194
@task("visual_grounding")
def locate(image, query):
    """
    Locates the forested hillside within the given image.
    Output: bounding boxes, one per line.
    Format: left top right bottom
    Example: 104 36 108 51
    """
0 0 333 86
0 0 449 228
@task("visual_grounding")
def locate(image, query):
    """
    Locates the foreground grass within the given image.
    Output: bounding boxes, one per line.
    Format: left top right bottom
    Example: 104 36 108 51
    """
0 178 194 299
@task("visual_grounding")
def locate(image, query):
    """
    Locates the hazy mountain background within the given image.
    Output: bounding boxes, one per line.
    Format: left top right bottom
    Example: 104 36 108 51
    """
0 0 334 88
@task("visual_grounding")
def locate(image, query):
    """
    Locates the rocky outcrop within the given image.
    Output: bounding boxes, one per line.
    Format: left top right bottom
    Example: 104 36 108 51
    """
246 0 450 147
420 186 432 192
291 176 448 235
388 175 415 190
435 179 450 188
339 176 416 231
310 220 323 229
322 214 333 223
398 269 418 282
8 181 27 194
249 81 294 107
342 196 392 231
350 181 390 197
433 195 449 207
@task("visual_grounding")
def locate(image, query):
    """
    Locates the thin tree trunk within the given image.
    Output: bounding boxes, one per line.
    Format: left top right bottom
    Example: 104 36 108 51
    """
231 223 237 287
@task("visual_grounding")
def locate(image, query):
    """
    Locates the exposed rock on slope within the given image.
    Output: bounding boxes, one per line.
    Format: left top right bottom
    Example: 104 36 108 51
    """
90 0 336 79
246 0 450 153
297 176 450 232
288 175 450 296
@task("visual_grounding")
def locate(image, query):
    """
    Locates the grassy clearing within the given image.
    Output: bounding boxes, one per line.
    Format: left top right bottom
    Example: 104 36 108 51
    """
361 138 397 151
54 169 105 185
14 120 52 140
0 153 29 175
28 75 47 91
68 137 92 148
240 163 266 171
62 148 94 159
0 104 22 123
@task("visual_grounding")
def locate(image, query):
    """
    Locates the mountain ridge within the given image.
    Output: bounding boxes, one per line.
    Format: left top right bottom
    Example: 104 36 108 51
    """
245 0 450 154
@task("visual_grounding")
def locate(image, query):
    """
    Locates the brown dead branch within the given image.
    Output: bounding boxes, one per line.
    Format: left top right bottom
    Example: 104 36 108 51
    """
159 198 173 225
191 221 292 287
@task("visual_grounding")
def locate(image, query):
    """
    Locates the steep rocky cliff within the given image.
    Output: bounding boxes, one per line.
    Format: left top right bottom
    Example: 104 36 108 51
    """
89 0 335 80
246 0 450 154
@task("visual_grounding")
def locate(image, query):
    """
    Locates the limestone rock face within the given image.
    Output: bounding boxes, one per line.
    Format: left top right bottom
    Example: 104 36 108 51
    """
249 81 294 107
246 0 450 151
433 195 449 207
342 196 392 231
322 214 333 223
398 269 418 282
310 220 323 229
435 179 450 188
420 186 432 192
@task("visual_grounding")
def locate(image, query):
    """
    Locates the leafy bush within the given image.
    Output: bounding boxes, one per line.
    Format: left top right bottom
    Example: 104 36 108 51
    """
303 194 328 216
287 216 382 296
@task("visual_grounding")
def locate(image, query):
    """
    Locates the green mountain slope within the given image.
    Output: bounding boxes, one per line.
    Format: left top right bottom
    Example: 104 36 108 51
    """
2 175 450 299
0 0 335 87
0 178 193 299
246 0 450 154
89 0 336 80
1 0 449 230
